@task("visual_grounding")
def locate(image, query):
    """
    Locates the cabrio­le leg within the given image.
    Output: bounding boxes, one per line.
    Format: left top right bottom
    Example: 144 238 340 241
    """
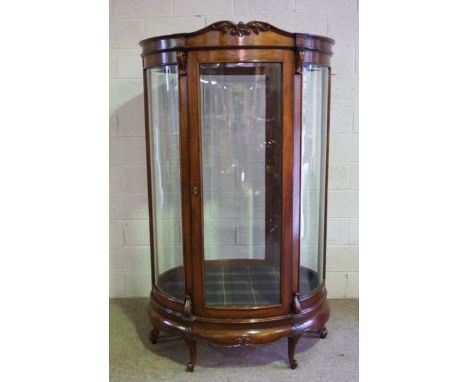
184 338 197 372
288 335 301 369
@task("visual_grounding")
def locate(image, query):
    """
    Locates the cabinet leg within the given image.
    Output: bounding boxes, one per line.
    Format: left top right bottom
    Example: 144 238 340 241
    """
288 335 301 369
183 338 197 372
149 329 159 344
318 326 328 339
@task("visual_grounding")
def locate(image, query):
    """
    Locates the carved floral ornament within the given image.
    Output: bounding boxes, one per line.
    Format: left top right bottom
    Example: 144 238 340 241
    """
234 335 252 346
211 21 271 37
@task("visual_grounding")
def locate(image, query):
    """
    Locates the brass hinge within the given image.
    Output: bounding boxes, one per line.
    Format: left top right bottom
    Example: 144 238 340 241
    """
295 50 304 75
176 51 187 75
184 295 192 317
292 292 302 314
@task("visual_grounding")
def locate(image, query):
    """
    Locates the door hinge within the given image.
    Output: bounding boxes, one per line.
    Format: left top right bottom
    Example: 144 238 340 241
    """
295 50 304 75
191 186 198 196
176 51 187 75
292 292 302 314
184 295 192 317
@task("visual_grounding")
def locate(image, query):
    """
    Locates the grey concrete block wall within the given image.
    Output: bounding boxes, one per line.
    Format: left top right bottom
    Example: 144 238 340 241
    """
109 0 359 298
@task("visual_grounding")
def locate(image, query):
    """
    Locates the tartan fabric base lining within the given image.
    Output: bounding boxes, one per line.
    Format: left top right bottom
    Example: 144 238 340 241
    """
158 262 320 307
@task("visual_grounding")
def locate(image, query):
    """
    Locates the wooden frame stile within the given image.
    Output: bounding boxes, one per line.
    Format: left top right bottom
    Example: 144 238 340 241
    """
142 69 155 288
323 69 332 283
280 49 295 319
139 21 334 372
291 51 303 303
186 50 204 318
177 51 194 314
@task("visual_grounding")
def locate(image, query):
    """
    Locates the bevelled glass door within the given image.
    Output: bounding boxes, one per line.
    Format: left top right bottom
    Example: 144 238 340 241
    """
199 62 283 307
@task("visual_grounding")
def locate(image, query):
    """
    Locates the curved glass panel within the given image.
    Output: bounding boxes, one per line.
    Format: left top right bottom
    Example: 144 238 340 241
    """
300 65 329 296
147 66 184 299
199 62 283 307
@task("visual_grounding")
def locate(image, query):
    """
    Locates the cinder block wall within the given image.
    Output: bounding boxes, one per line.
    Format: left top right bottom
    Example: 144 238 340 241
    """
110 0 358 298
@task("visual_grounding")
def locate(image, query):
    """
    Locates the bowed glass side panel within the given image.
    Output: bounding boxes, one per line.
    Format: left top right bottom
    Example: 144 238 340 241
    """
147 66 184 299
300 65 329 296
199 62 283 308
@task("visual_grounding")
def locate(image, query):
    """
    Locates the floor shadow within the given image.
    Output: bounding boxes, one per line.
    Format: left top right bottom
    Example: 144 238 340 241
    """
114 297 182 345
112 298 188 367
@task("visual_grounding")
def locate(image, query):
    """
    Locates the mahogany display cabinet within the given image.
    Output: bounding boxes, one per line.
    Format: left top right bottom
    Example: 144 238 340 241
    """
139 21 334 371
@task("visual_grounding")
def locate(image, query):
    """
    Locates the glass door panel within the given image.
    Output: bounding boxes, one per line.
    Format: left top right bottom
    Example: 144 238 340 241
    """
147 66 184 299
199 63 282 307
300 65 329 296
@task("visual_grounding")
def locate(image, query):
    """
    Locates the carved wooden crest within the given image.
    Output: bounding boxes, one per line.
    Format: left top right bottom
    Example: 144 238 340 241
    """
211 21 271 37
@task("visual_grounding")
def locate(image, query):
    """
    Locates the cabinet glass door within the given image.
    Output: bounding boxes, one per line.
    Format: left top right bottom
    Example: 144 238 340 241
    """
199 63 282 307
147 66 184 300
300 65 329 296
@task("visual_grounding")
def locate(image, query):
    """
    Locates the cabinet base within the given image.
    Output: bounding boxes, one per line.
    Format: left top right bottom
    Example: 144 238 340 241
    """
148 288 330 371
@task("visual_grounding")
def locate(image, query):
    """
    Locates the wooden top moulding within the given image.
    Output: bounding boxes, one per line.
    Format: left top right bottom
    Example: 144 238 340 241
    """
139 20 334 59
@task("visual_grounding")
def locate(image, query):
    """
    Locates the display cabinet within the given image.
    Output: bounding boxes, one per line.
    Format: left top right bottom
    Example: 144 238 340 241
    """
139 21 334 371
